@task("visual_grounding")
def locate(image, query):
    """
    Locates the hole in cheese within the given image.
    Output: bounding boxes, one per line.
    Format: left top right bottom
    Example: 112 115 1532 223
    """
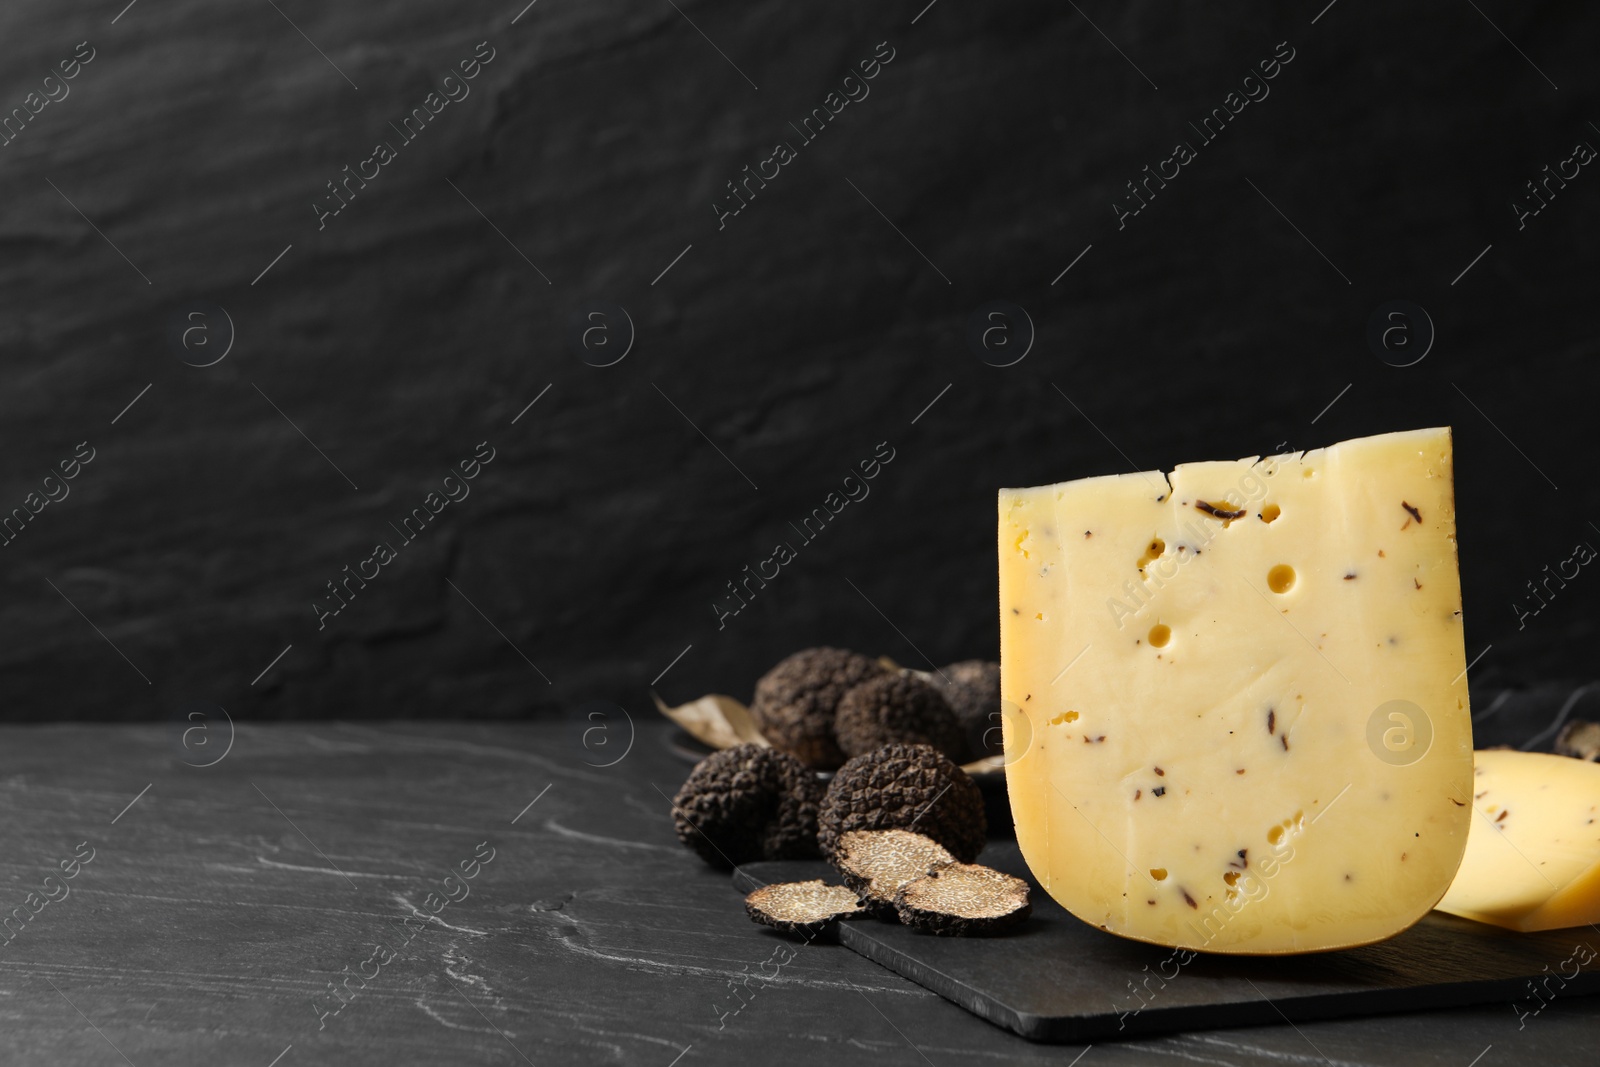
1137 538 1166 572
1150 868 1168 881
1260 503 1281 523
1148 624 1171 648
1049 711 1079 726
1267 564 1297 593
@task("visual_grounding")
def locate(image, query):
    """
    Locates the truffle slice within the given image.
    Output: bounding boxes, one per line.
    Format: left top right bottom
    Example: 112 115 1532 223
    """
835 673 966 761
893 863 1032 936
746 880 866 934
936 660 1001 760
817 743 986 863
752 648 889 769
1555 720 1600 762
672 744 824 867
832 829 955 916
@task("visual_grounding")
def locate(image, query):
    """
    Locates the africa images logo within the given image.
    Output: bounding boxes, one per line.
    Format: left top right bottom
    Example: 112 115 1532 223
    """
713 41 896 231
1112 41 1296 230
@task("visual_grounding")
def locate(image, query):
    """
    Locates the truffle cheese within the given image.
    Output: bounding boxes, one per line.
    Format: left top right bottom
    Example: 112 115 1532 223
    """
1436 750 1600 932
998 427 1472 953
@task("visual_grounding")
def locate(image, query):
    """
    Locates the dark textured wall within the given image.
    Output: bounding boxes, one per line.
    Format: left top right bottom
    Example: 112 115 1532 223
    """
2 1 1593 721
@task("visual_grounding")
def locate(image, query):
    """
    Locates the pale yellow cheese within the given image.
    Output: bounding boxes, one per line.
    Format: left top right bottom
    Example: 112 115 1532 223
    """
1436 750 1600 932
999 428 1472 954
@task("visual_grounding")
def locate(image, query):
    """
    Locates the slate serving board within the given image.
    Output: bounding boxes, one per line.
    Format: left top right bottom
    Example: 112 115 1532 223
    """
734 842 1600 1043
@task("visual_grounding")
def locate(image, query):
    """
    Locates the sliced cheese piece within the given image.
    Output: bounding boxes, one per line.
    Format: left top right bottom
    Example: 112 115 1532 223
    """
1436 750 1600 931
999 427 1472 954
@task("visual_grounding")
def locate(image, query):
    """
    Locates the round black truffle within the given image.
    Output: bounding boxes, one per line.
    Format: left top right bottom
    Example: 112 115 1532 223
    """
671 744 824 867
937 660 1001 760
835 673 966 761
816 743 986 863
751 648 889 769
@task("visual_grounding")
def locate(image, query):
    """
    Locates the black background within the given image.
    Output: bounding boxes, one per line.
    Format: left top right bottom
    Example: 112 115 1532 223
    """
2 0 1592 721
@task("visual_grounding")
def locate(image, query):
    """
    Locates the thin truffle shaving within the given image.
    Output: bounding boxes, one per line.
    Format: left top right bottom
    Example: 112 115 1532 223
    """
894 863 1032 936
746 880 867 933
833 829 956 913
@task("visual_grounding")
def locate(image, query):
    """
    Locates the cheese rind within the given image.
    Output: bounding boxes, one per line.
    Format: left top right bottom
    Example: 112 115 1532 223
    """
999 428 1472 954
1436 750 1600 932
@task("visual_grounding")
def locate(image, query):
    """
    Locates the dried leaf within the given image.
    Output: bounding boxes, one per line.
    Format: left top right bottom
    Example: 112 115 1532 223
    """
959 754 1006 776
653 692 769 751
1556 720 1600 762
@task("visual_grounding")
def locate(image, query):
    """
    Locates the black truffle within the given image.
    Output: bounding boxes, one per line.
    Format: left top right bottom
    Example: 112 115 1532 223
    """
816 743 986 863
745 880 866 934
671 744 823 867
831 829 956 918
893 862 1031 936
752 648 890 769
936 660 1001 760
836 672 966 761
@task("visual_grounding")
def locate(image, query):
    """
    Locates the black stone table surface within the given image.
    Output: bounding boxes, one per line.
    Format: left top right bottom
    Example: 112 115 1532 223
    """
2 719 1594 1066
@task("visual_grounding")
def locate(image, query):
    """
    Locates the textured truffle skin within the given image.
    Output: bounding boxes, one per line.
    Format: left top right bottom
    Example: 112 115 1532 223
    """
937 660 1001 760
672 745 824 867
893 863 1032 936
817 743 986 863
751 648 889 769
835 673 966 761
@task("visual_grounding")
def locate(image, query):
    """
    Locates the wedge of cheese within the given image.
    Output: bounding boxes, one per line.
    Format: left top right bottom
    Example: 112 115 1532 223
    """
999 428 1472 954
1435 750 1600 931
